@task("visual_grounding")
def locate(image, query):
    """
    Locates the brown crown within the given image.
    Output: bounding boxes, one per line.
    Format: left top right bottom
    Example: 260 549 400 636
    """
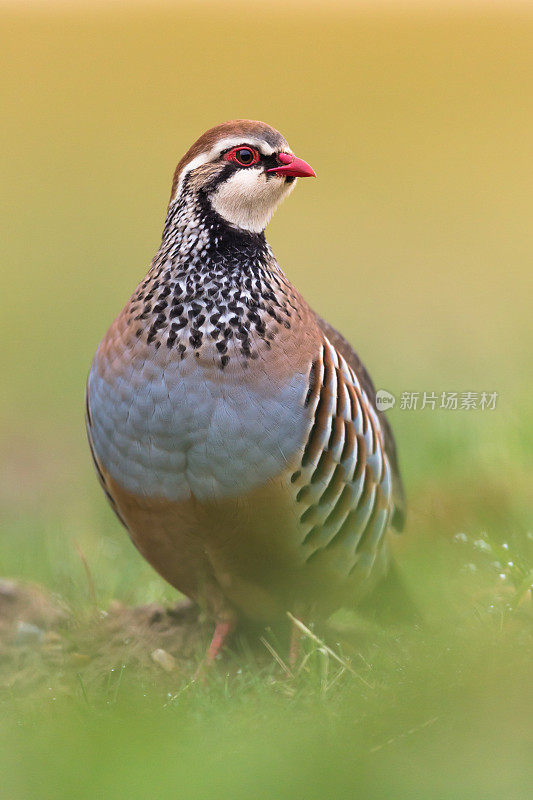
170 120 288 199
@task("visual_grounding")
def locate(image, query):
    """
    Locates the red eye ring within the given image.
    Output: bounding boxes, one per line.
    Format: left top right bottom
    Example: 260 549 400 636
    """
224 146 260 168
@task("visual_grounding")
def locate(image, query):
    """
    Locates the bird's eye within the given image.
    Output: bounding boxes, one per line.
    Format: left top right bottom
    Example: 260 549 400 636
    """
224 146 260 168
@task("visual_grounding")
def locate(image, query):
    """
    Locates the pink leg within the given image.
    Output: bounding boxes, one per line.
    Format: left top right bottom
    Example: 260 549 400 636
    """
206 618 236 664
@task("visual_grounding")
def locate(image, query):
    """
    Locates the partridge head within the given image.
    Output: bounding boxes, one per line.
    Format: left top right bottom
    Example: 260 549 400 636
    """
169 119 315 233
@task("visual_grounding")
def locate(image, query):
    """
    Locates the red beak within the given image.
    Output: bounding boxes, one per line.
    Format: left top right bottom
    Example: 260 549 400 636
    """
267 151 316 178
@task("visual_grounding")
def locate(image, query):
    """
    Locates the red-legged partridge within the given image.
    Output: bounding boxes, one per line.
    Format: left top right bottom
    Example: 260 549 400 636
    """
86 120 405 661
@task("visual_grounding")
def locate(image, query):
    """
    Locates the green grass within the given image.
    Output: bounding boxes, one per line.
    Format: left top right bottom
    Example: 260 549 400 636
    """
1 3 532 798
0 538 531 800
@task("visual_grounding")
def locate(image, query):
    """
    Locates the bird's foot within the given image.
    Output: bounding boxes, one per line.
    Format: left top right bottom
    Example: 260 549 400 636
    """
193 616 237 681
206 618 236 664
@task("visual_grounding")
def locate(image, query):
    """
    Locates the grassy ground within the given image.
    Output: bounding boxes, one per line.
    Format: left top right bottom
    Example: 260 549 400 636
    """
1 3 532 798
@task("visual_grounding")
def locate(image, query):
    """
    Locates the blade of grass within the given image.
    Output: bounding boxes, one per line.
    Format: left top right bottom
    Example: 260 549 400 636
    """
286 612 373 689
260 636 294 679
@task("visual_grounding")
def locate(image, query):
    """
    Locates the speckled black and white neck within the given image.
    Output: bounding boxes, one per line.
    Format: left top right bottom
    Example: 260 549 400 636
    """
127 177 301 370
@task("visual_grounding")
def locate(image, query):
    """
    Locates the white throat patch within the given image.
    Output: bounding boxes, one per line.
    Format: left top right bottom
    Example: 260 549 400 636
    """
209 169 296 233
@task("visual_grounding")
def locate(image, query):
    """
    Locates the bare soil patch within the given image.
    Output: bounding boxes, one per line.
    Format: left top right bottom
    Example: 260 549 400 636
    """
0 579 208 697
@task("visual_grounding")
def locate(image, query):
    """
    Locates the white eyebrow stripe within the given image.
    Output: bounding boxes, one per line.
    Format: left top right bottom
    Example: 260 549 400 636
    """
171 136 293 200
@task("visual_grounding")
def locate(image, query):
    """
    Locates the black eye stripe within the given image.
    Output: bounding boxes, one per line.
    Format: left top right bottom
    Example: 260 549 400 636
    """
263 153 282 171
